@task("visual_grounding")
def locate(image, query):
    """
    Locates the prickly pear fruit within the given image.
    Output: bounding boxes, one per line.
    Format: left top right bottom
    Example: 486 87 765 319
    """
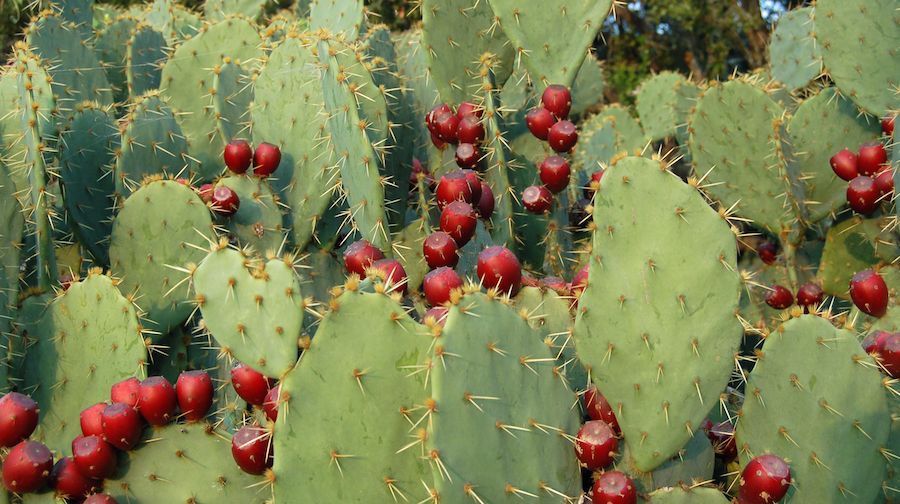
757 241 778 265
231 363 272 406
847 176 879 214
591 471 636 504
765 285 794 309
211 186 240 216
263 385 279 422
850 269 888 317
0 392 39 447
175 370 213 422
575 420 617 470
51 457 99 499
80 403 106 437
370 259 409 295
252 142 281 177
423 232 459 269
548 120 578 152
584 385 619 434
224 139 253 174
539 156 571 193
110 377 141 408
231 425 272 475
829 148 858 181
440 200 477 246
138 377 177 426
796 283 824 309
476 181 495 219
541 84 572 119
526 107 556 140
2 440 53 493
522 185 553 214
84 494 118 504
101 404 142 451
857 142 887 176
423 267 463 306
737 454 791 504
72 435 117 479
476 246 522 296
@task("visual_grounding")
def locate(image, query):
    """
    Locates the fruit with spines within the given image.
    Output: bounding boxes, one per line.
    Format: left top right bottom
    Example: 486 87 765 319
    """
850 269 889 317
423 267 462 306
576 420 618 470
541 85 572 119
370 259 409 295
522 185 553 214
765 285 793 309
830 148 859 181
796 283 824 309
231 364 271 406
539 156 571 193
263 385 279 423
476 246 522 296
858 142 887 176
423 232 459 269
138 377 177 426
526 107 556 140
591 471 636 504
0 393 38 447
101 404 142 451
80 404 106 437
232 425 272 475
252 142 281 178
175 371 213 422
549 120 578 152
51 456 100 500
737 454 791 504
343 239 385 276
440 201 478 246
2 440 53 493
72 435 117 479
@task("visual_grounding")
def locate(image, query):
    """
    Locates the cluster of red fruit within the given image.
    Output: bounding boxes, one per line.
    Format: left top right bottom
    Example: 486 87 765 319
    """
0 370 214 501
521 85 579 214
829 118 894 216
426 101 487 169
863 329 900 380
195 140 283 217
228 363 278 475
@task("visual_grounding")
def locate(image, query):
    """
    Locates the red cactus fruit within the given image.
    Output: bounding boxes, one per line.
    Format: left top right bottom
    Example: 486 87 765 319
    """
738 454 791 504
223 139 253 174
231 425 272 475
425 103 452 133
862 330 891 355
211 186 240 216
591 471 636 504
175 370 213 423
829 148 858 181
539 156 571 193
343 239 385 277
476 246 522 296
572 263 590 295
100 403 143 451
138 376 177 426
703 419 737 461
877 332 900 378
765 285 794 309
522 185 553 214
476 182 495 220
847 176 879 214
110 377 141 408
795 283 824 309
575 420 618 470
433 110 460 144
541 84 572 119
252 142 281 177
440 201 478 246
857 142 887 176
0 392 39 447
198 183 214 204
875 168 894 198
882 116 894 136
50 457 99 499
850 269 888 318
756 240 777 265
456 115 485 144
526 107 556 141
2 440 53 493
548 120 578 153
423 232 460 270
72 435 117 479
436 169 480 208
423 267 463 306
263 384 279 422
423 306 449 326
455 143 481 169
584 385 619 434
456 102 482 120
231 363 271 406
371 259 409 295
80 403 107 437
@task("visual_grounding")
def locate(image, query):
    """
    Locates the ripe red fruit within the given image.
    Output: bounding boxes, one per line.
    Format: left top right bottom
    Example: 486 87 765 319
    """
176 370 213 423
51 457 99 499
2 440 53 493
343 239 385 276
231 426 272 475
211 186 240 216
440 201 478 246
476 246 522 296
371 259 409 295
765 285 794 309
738 454 791 504
584 385 619 434
263 385 279 422
231 364 272 406
80 403 106 437
548 120 578 153
138 377 177 426
572 263 590 295
423 306 449 326
541 84 572 119
436 169 480 208
423 232 460 269
476 182 494 220
223 139 253 174
857 142 887 176
539 156 571 193
455 143 481 169
757 241 778 265
703 420 737 461
110 377 141 408
84 494 119 504
575 420 617 470
72 435 117 479
877 333 900 378
847 176 879 214
875 168 894 198
100 403 142 451
883 116 895 136
423 267 463 306
522 185 553 214
862 330 890 355
198 183 214 204
0 392 39 447
252 142 281 177
456 102 482 120
829 148 858 181
850 269 888 317
456 116 485 144
591 471 636 504
584 169 605 199
795 283 824 309
525 107 556 141
433 111 460 144
426 103 453 132
430 131 447 150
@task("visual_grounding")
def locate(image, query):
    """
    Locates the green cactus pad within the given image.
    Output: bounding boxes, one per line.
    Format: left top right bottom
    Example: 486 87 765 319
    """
53 0 93 39
688 80 797 235
159 18 263 180
109 179 216 334
427 292 582 502
20 272 147 453
217 175 287 255
170 5 201 42
636 72 700 142
331 38 389 149
213 61 253 145
647 486 730 503
574 106 646 174
787 87 881 222
574 156 742 472
571 54 606 118
421 0 514 105
193 246 303 378
735 315 890 503
818 216 897 298
204 0 266 22
95 16 138 102
392 218 428 293
768 7 821 91
92 3 121 28
58 103 118 264
815 0 899 115
622 428 715 492
104 423 267 503
296 245 345 310
114 94 192 196
0 163 24 390
310 0 364 39
273 289 431 501
127 25 167 97
487 0 612 87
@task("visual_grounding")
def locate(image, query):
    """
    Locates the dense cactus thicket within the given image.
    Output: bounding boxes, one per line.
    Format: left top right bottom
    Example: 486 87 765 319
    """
0 0 896 502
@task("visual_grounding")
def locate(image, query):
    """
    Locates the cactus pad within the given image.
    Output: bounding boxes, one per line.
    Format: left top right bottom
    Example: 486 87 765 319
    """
635 72 700 142
817 216 897 298
310 0 365 39
203 0 266 21
212 60 253 145
574 106 646 174
126 25 167 97
95 16 137 102
217 175 287 255
768 7 821 91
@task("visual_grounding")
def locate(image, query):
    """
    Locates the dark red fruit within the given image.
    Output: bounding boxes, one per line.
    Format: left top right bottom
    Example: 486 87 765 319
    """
476 182 494 220
224 139 253 174
138 377 177 426
829 148 858 181
584 169 605 199
430 131 447 149
862 330 891 355
591 471 636 504
875 168 894 198
252 142 281 177
476 246 522 296
539 156 571 193
425 103 452 133
572 263 590 295
2 440 53 493
526 107 556 141
455 143 481 169
423 267 463 306
440 201 478 246
423 306 449 326
100 403 142 451
883 116 895 136
456 116 485 144
231 364 272 406
110 377 141 408
584 385 619 434
71 435 117 480
757 241 778 265
211 186 240 216
176 370 213 423
850 269 888 318
371 259 409 295
80 403 107 437
703 420 737 461
738 454 791 504
343 239 385 276
548 120 578 153
847 176 879 214
263 385 279 423
0 392 38 447
522 185 553 214
436 169 480 208
765 285 793 309
231 426 272 475
198 183 214 204
50 457 99 499
795 283 824 309
433 111 460 144
541 84 572 119
575 420 617 470
456 102 482 120
877 333 900 378
857 142 887 176
423 232 459 269
84 494 118 504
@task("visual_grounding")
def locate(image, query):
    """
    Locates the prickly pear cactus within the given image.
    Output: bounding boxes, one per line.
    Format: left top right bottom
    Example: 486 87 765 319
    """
95 16 138 102
768 6 821 91
635 72 700 142
203 0 266 22
0 164 24 391
574 106 646 175
574 156 742 472
622 428 714 492
212 60 254 146
310 0 365 39
126 25 167 97
217 176 287 255
735 315 890 503
818 216 897 298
